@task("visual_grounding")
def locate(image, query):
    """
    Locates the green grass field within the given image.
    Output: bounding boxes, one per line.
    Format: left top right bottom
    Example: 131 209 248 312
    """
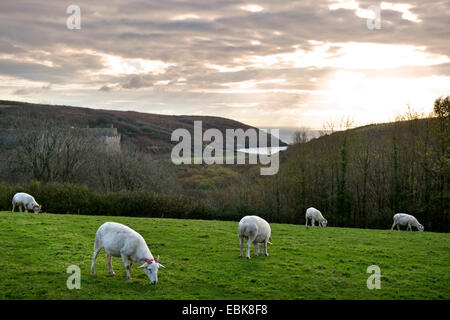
0 211 448 300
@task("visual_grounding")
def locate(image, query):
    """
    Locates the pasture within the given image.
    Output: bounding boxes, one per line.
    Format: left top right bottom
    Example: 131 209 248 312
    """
0 211 448 299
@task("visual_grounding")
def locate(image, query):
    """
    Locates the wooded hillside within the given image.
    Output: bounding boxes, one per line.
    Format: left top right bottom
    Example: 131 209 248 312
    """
235 100 449 232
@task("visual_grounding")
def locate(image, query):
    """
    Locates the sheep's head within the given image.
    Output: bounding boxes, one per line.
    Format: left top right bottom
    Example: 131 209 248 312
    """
418 224 424 232
32 204 42 213
321 220 327 228
138 255 165 284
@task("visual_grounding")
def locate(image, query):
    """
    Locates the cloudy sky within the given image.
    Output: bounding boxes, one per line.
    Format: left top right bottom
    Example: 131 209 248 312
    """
0 0 449 129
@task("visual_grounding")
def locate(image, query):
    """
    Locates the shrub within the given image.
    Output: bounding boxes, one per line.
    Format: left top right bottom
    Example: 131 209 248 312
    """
0 181 220 221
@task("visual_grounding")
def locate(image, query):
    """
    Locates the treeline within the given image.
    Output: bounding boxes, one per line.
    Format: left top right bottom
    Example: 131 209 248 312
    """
233 98 449 232
0 181 219 220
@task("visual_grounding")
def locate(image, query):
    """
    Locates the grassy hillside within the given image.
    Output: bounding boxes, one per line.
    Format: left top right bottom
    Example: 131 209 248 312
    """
0 211 448 300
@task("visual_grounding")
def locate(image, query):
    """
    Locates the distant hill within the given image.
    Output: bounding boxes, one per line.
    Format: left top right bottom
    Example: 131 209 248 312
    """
0 100 287 153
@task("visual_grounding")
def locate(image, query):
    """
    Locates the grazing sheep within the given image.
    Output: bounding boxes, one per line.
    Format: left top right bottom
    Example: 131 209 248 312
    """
305 207 327 228
90 222 165 284
391 213 424 232
12 193 42 213
238 215 272 259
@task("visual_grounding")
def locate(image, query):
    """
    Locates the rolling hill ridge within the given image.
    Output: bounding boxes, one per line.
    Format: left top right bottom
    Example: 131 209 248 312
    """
0 100 287 153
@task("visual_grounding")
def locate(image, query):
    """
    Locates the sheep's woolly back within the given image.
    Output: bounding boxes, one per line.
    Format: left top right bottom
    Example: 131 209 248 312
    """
306 207 326 221
238 215 271 242
394 213 421 227
96 222 152 262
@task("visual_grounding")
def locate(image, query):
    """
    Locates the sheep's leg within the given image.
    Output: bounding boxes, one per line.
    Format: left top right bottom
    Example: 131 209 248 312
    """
305 217 309 229
239 237 244 258
120 253 132 280
11 203 15 212
19 205 23 213
254 243 258 256
246 237 255 259
107 254 115 276
90 246 102 275
391 222 396 230
407 224 412 231
264 241 269 257
255 243 263 256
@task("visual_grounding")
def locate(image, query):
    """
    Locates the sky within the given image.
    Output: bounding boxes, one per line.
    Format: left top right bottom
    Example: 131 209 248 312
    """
0 0 449 129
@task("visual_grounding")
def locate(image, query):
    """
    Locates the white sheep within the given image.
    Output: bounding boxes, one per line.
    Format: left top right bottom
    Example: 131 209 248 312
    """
305 207 327 228
391 213 424 232
90 222 165 284
238 215 272 259
12 192 42 213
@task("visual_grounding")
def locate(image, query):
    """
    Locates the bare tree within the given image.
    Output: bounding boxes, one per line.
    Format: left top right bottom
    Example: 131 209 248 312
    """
292 127 310 144
8 119 97 183
87 141 179 194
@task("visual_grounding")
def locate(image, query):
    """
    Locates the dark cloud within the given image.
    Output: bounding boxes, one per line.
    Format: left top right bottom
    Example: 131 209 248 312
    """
99 85 114 92
0 40 24 54
13 83 51 96
122 75 153 89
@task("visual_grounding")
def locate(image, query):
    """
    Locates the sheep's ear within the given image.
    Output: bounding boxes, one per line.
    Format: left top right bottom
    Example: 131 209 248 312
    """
138 262 148 269
158 263 166 269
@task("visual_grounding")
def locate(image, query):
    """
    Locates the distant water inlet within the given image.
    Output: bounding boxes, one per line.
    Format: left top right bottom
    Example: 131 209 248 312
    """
171 121 284 175
237 146 288 155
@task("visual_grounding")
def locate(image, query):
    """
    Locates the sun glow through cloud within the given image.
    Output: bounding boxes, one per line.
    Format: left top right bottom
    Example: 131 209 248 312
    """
239 4 264 13
320 72 450 125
